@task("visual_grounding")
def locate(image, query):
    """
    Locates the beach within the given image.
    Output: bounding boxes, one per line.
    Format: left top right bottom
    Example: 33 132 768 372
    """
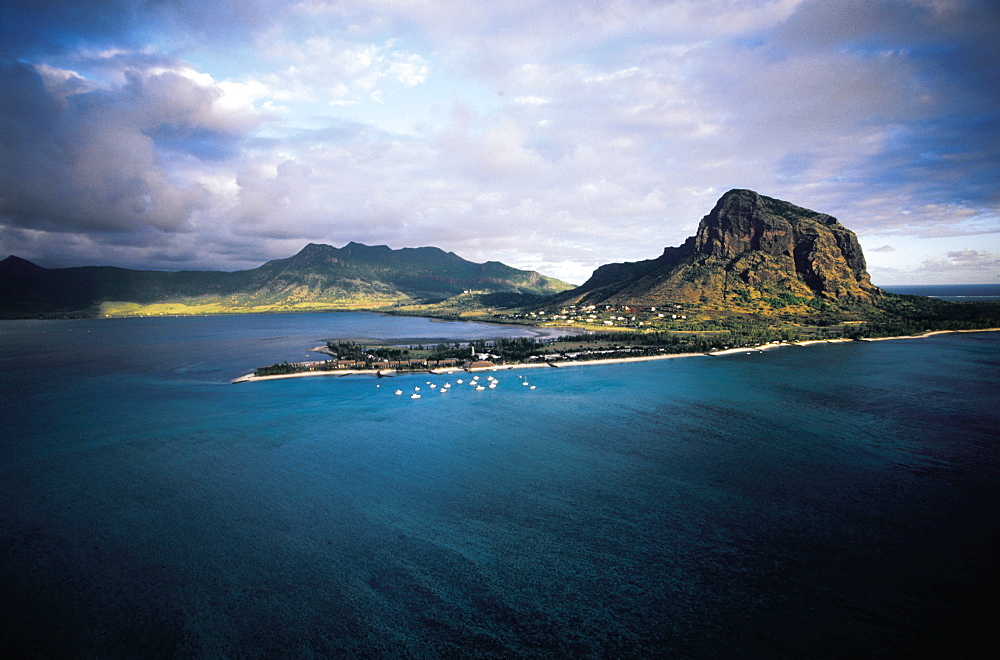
859 328 999 341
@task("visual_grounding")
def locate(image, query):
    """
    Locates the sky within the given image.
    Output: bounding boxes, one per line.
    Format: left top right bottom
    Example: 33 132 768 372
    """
1 0 998 285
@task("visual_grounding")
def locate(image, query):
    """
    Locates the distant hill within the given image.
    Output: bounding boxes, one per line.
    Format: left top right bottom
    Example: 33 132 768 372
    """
0 242 573 318
556 189 882 314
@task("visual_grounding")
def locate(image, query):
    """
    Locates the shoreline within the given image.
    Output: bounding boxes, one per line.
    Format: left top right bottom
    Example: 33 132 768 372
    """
856 328 999 341
232 327 1000 383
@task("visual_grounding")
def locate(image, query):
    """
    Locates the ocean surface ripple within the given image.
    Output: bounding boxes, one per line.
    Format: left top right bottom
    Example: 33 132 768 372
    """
2 313 998 657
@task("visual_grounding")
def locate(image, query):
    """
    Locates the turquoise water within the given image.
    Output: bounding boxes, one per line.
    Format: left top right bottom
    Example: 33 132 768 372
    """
2 313 998 657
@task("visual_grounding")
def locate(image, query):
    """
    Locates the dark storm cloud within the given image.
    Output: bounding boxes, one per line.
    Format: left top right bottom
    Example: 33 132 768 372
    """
0 59 258 235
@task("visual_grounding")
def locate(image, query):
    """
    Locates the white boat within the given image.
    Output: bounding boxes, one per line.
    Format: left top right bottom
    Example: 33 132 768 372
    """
476 385 486 391
410 393 421 399
456 379 464 384
395 389 403 395
530 386 536 390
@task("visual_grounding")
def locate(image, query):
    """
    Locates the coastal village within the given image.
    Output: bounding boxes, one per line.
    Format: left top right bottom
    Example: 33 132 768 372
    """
499 303 689 330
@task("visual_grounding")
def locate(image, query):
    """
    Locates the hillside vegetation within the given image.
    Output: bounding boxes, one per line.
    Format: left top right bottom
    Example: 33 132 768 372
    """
0 243 572 318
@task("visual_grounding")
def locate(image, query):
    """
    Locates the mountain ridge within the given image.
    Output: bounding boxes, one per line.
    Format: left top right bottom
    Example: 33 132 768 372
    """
0 242 572 318
4 189 981 324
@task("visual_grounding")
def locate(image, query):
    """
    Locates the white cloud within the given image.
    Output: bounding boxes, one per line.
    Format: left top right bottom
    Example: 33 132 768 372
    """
387 51 428 86
920 249 999 272
259 36 429 107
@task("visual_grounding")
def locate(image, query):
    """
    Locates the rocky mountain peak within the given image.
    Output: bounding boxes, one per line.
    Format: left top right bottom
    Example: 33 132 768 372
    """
695 189 785 259
560 189 881 310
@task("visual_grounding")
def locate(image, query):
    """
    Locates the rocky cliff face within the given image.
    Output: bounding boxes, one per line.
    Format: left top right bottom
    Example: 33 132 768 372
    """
561 189 881 310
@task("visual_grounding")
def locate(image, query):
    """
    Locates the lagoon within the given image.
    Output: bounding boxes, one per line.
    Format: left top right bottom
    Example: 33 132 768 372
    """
1 312 998 656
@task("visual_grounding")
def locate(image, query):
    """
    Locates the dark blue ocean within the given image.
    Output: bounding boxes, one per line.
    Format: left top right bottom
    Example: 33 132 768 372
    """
2 313 998 657
880 283 1000 302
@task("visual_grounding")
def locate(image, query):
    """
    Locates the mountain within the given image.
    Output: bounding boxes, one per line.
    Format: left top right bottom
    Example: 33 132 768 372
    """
0 242 572 318
557 189 882 312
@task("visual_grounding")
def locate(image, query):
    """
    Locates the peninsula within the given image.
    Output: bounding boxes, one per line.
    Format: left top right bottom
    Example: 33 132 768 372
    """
233 328 998 384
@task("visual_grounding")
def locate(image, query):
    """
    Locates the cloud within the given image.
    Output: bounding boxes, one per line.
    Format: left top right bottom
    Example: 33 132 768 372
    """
919 249 1000 272
1 1 998 284
0 58 262 236
256 33 430 110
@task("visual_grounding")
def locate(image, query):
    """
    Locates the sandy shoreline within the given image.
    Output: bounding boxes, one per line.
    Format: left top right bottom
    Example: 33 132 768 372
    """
232 327 999 383
858 328 1000 341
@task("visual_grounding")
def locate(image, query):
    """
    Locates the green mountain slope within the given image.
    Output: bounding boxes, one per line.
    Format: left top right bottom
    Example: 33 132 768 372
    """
0 243 572 318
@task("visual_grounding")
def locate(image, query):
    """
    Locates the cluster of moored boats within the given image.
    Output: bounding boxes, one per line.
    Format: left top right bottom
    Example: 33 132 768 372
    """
388 373 537 398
